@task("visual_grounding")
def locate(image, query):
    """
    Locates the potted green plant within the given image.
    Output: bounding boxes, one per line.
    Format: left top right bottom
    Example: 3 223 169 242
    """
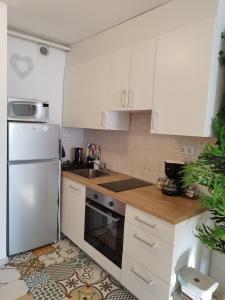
183 101 225 254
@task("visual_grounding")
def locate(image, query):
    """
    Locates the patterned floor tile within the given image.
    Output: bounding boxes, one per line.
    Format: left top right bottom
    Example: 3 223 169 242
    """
45 260 77 281
70 252 94 270
76 264 107 285
25 271 52 293
57 272 84 296
70 285 104 300
32 280 66 300
33 245 55 257
10 256 45 279
1 238 138 300
38 251 65 267
106 289 137 300
53 239 80 260
93 275 120 299
9 252 34 266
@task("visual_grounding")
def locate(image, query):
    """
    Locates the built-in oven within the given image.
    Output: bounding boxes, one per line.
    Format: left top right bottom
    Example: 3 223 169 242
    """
84 188 126 268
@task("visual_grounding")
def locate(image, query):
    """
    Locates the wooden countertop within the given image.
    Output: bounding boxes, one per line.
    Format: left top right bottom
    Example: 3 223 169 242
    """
62 170 204 225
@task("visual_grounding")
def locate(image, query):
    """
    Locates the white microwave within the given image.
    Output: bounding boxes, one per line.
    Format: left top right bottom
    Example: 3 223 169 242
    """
8 98 49 122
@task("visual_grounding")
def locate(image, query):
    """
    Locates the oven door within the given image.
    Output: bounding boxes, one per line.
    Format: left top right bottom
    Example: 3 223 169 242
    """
84 198 124 268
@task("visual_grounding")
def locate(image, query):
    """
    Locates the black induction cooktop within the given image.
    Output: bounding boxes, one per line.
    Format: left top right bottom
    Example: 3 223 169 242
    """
98 178 152 192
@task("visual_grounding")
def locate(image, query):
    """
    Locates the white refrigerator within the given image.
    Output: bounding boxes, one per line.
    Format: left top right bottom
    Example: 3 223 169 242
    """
8 122 60 256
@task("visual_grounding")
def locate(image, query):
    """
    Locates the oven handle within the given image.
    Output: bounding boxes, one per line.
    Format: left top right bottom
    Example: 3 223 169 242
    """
86 202 120 222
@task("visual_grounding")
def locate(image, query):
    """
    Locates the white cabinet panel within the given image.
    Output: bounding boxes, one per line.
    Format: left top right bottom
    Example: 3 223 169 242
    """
122 255 170 300
125 205 174 244
61 178 85 248
63 55 110 129
152 18 215 136
129 38 156 110
109 47 131 111
123 222 173 283
109 39 156 112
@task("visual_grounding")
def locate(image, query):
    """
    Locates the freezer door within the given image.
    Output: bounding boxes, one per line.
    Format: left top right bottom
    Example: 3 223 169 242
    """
8 160 59 255
8 122 59 161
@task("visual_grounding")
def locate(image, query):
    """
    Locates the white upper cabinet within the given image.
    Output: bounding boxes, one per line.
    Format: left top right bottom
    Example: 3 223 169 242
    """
129 38 156 111
109 38 156 111
109 47 131 111
63 55 130 130
151 18 216 136
63 54 110 129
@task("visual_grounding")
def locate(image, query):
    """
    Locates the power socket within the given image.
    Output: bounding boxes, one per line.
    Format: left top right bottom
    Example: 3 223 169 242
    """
180 145 195 156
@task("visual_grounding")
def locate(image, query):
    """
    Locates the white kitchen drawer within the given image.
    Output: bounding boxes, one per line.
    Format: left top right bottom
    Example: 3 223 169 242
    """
126 205 174 244
63 178 85 194
123 222 173 283
122 255 170 300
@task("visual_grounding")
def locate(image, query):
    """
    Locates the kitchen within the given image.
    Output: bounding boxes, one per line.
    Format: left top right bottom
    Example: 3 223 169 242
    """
0 0 225 299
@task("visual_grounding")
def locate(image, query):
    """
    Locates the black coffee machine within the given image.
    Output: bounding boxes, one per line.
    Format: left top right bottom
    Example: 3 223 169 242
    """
162 160 185 196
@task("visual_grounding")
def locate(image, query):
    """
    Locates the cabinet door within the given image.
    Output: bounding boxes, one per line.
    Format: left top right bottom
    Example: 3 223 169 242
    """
129 38 156 110
61 178 85 248
109 47 131 111
63 54 110 129
152 18 215 136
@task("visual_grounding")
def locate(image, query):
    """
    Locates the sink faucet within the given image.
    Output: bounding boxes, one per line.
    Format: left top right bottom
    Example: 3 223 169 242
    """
93 161 109 173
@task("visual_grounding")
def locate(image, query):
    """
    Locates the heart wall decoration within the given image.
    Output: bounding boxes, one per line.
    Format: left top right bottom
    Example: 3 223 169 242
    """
10 54 34 80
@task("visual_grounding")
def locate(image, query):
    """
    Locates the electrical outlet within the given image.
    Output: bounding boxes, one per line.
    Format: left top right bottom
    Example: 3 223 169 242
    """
186 146 195 155
180 145 186 154
180 145 195 156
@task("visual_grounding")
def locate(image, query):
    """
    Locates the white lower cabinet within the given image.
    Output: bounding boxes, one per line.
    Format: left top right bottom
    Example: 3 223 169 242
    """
122 255 170 300
122 205 210 300
61 178 85 249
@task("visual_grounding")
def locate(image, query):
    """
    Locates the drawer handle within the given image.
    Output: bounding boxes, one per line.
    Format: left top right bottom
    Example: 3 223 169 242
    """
135 216 157 229
134 233 157 248
131 268 154 286
69 184 80 192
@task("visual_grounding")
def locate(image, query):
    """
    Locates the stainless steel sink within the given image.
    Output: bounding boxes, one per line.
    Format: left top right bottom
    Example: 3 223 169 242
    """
70 168 110 179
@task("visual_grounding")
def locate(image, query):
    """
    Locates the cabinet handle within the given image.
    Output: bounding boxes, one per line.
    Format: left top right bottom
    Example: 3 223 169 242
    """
131 268 154 286
133 233 157 248
69 184 80 193
121 90 126 108
135 216 157 229
128 90 134 108
86 202 120 222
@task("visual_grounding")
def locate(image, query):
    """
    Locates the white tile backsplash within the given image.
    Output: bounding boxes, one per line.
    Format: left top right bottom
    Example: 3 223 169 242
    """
62 128 84 161
83 113 215 183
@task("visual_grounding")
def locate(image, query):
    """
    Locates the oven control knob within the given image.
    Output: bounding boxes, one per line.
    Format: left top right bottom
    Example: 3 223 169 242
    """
108 201 114 207
93 194 98 200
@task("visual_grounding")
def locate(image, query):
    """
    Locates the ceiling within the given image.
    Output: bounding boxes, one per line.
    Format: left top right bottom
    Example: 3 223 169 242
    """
3 0 172 46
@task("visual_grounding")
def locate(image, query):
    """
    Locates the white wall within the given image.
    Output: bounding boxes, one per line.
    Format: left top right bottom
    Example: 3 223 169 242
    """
0 2 7 264
8 36 65 125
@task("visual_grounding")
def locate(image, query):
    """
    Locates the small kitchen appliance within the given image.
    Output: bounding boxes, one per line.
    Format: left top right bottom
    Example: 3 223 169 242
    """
162 160 185 196
73 147 84 164
8 98 49 122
